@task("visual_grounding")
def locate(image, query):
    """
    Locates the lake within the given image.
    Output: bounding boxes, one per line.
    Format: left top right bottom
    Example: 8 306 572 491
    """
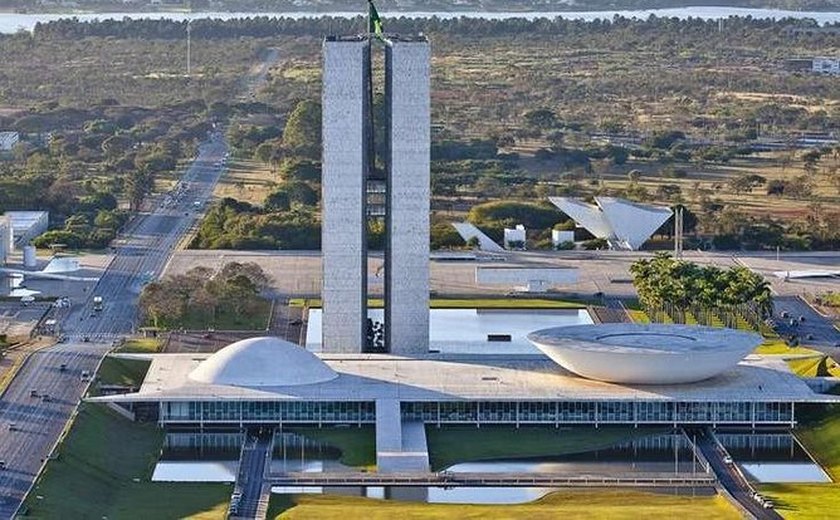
2 7 840 34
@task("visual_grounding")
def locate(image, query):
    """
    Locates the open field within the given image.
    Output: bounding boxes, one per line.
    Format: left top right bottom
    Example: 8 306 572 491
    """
271 490 741 519
426 425 665 471
22 404 230 520
213 158 278 206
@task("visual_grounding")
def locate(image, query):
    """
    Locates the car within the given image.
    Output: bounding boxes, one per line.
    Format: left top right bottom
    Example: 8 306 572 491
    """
82 336 90 343
723 455 733 464
8 423 17 432
763 501 775 509
30 389 38 398
0 460 6 469
42 394 51 402
80 370 92 382
59 364 67 371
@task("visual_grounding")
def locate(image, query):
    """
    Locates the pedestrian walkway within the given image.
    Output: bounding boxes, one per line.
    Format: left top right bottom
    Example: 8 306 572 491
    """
230 428 273 520
376 400 430 473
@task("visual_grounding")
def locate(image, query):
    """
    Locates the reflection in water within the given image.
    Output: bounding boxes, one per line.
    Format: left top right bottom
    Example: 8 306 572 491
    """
718 433 831 483
152 460 238 482
152 430 830 501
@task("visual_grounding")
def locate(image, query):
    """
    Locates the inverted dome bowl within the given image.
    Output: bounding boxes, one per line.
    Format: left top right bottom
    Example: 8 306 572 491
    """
527 323 762 385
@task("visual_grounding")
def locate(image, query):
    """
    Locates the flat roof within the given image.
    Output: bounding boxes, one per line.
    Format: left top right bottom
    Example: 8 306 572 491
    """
91 353 836 404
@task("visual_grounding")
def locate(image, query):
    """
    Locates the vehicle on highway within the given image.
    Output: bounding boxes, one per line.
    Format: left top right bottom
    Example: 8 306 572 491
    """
80 370 92 382
60 363 67 371
30 389 38 397
763 500 775 509
723 455 733 464
82 336 90 343
42 394 51 402
0 460 6 469
8 423 17 431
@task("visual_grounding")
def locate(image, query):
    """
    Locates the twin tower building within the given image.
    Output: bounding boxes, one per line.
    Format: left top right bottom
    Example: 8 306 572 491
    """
321 35 431 355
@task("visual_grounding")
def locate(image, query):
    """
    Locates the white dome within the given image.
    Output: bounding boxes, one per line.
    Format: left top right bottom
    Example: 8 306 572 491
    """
528 324 762 385
188 337 338 387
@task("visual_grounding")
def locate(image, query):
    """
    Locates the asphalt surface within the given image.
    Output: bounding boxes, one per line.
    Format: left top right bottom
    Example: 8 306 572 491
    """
0 135 229 519
0 342 108 518
691 428 782 520
231 430 272 519
773 295 840 353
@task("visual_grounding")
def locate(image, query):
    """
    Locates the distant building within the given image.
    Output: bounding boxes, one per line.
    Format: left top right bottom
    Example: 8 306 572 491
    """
503 225 526 249
0 216 11 265
551 229 575 248
812 57 840 75
0 132 19 152
3 211 49 249
549 197 672 251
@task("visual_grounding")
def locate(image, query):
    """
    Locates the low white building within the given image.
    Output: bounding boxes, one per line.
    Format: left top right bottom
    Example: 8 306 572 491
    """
812 57 840 75
551 229 575 248
0 132 19 152
503 225 527 250
4 211 49 248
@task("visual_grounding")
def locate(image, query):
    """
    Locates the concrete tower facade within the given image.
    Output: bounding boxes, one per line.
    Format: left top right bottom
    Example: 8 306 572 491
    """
321 35 430 355
321 37 370 353
385 38 431 355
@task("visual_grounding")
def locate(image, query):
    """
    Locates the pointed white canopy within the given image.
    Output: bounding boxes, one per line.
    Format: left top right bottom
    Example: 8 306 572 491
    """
595 197 673 250
549 196 672 251
548 197 612 239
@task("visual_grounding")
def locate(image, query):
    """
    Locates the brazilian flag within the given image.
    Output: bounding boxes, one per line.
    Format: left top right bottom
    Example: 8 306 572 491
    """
368 0 384 40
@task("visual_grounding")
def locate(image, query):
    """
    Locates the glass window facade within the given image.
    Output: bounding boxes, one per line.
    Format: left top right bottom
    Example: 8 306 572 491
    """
160 400 794 426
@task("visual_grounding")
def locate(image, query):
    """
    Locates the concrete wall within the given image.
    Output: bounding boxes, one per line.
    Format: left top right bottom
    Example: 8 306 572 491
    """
0 216 11 265
385 39 431 356
321 38 370 353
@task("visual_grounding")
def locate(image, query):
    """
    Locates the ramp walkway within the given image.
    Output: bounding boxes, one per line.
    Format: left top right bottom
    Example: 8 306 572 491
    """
376 399 430 473
230 428 273 520
688 427 782 520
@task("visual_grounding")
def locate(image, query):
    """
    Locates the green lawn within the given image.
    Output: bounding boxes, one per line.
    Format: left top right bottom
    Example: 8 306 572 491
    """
760 406 840 518
177 298 272 330
287 427 376 469
289 298 587 309
22 404 231 520
94 357 151 391
787 356 840 378
116 337 162 353
271 490 741 519
426 425 665 471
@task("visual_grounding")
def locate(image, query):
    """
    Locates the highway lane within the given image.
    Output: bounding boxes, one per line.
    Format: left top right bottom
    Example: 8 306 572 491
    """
773 296 839 352
0 342 109 518
63 134 229 340
0 135 229 519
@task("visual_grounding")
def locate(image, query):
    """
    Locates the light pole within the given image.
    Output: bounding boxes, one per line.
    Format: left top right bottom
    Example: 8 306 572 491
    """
186 21 192 78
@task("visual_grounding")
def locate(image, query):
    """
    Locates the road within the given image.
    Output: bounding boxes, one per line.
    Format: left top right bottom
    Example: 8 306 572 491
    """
691 428 782 520
231 429 272 519
773 296 839 353
0 343 108 518
0 136 229 519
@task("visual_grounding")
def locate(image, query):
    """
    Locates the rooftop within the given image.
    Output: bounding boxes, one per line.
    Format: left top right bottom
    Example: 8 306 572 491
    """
93 351 832 405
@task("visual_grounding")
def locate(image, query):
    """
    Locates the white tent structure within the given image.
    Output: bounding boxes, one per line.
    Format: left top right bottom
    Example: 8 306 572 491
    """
549 196 673 250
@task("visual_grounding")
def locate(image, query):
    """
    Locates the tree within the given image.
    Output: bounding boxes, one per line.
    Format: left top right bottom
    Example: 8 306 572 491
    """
523 107 559 132
282 100 321 159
